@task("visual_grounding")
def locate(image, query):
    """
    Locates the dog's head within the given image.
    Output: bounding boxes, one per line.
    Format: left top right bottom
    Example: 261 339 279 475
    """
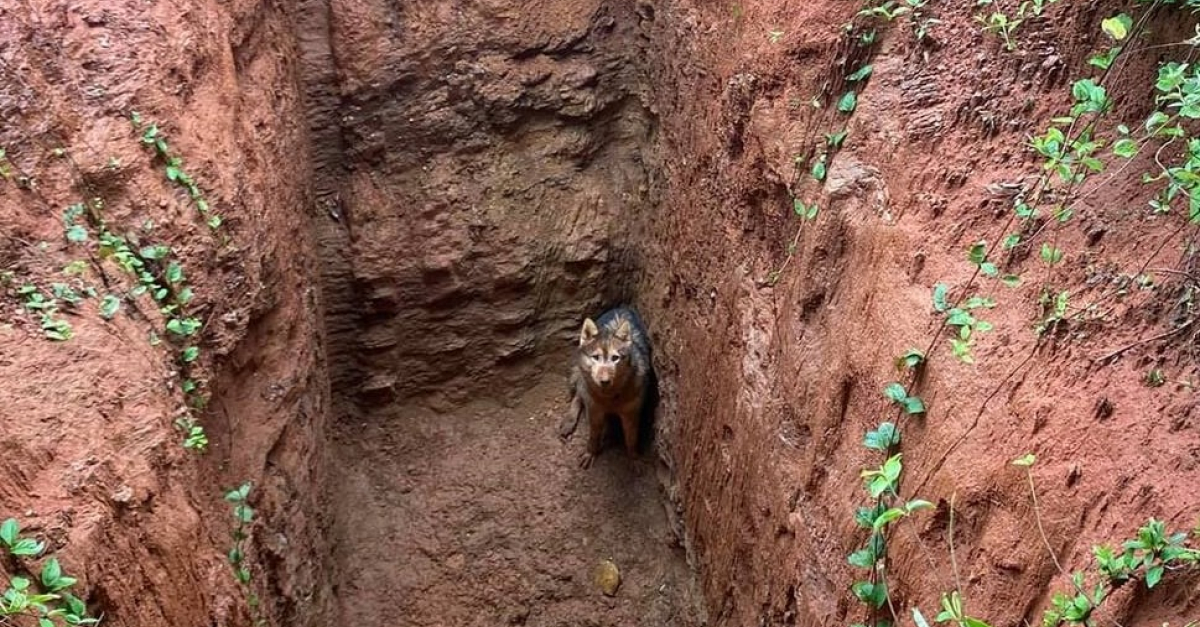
577 317 634 391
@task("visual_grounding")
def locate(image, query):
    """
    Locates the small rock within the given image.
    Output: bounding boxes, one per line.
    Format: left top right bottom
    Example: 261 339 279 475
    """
593 558 621 596
110 484 133 505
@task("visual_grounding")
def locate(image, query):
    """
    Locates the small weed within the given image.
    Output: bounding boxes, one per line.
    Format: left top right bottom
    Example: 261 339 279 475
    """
225 483 267 627
1144 368 1166 387
976 0 1061 51
932 283 995 363
837 91 859 114
0 518 100 625
130 112 224 231
793 198 820 220
883 382 926 414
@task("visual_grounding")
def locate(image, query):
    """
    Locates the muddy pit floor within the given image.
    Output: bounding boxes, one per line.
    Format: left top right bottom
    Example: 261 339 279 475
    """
328 374 701 626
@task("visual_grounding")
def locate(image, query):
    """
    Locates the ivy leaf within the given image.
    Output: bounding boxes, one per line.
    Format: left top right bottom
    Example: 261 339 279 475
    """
140 245 170 260
1040 243 1063 266
165 262 184 285
1101 14 1132 41
864 422 898 450
41 557 62 589
847 547 877 568
837 91 858 114
1112 138 1138 159
1012 453 1036 467
968 242 987 265
846 64 873 82
896 349 925 370
66 225 89 243
1146 564 1164 588
883 382 907 403
0 518 18 546
99 294 121 320
811 155 828 182
906 499 934 513
932 283 950 312
901 395 926 415
872 507 906 532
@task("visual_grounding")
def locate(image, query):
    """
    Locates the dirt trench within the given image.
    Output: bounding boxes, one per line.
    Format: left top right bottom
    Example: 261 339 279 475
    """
5 1 1200 627
299 1 704 625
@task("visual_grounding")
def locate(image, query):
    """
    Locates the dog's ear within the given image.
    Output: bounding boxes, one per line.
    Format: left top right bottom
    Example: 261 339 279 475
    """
614 319 631 342
579 318 599 346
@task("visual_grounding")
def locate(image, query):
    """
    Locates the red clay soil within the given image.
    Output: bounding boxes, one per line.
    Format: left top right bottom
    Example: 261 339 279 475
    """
3 0 1200 627
0 1 330 625
637 1 1200 625
329 375 700 626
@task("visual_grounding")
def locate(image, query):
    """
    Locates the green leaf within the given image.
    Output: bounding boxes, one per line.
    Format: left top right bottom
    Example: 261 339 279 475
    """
980 262 998 277
99 294 121 320
837 91 858 114
897 348 924 370
1101 14 1132 41
1001 274 1022 288
854 506 878 528
913 608 932 627
207 214 223 229
872 507 906 532
864 422 898 450
932 283 950 312
851 580 888 608
1089 47 1120 70
1012 453 1036 466
883 382 907 403
811 155 828 182
1146 564 1164 588
0 518 18 545
901 396 926 415
906 499 934 512
847 546 877 568
1112 138 1138 159
65 594 86 616
968 242 987 265
10 537 45 556
177 287 194 304
41 557 62 589
1040 243 1063 265
846 64 873 82
825 130 848 150
181 346 200 362
66 225 89 243
140 245 170 260
165 262 184 285
40 618 53 627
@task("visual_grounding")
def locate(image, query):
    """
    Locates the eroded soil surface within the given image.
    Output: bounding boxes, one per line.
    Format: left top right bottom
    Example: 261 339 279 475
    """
329 375 701 627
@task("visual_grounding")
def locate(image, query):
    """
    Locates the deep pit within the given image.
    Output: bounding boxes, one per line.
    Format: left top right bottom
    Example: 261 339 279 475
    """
294 2 705 624
4 1 1200 626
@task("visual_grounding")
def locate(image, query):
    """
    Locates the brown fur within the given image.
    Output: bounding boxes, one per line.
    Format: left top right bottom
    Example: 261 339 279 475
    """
560 308 651 468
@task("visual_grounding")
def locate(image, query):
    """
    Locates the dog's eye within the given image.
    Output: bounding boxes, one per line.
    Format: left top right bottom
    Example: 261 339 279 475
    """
611 355 622 363
591 353 602 360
